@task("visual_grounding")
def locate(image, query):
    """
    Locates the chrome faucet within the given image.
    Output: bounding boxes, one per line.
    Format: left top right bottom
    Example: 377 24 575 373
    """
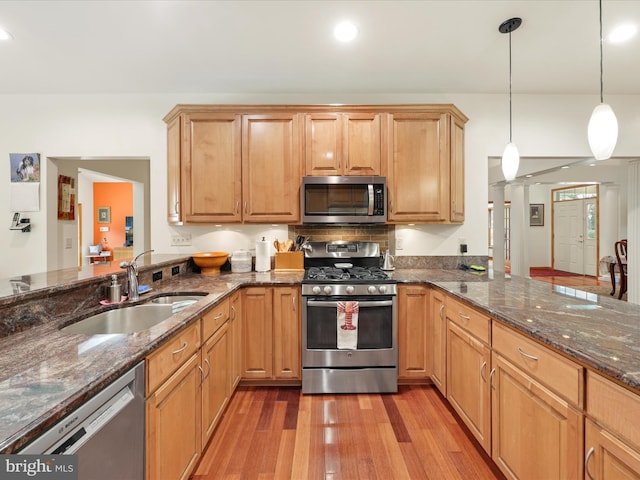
120 249 154 301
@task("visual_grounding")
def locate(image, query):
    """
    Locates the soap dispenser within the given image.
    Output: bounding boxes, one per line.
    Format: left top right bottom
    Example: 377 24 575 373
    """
107 274 121 303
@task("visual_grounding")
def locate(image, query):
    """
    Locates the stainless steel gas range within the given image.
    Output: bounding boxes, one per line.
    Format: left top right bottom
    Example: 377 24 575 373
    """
301 241 398 394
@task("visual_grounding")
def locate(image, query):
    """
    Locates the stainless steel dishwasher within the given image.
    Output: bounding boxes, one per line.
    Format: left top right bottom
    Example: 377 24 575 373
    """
20 361 145 480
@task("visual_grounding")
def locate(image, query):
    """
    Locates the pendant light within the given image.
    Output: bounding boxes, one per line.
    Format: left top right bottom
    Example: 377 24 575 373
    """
499 17 522 182
588 0 618 160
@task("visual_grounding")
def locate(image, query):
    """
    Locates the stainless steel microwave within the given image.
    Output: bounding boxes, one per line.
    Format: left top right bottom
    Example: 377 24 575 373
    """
301 176 387 224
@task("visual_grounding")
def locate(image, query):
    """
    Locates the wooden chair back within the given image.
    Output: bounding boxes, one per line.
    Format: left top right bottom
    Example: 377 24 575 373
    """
615 239 627 277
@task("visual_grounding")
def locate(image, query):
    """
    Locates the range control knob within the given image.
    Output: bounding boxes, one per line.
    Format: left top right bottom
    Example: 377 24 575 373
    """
323 286 333 295
345 286 355 294
367 285 377 294
312 286 322 295
378 285 387 294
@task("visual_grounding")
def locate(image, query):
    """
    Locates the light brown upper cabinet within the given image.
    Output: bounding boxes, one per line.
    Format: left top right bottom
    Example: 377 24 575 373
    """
164 106 301 224
242 114 301 223
304 112 381 176
384 108 467 224
165 104 466 225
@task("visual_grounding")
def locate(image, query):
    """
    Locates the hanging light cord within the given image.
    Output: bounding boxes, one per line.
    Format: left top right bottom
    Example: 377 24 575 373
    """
508 29 513 142
599 0 604 103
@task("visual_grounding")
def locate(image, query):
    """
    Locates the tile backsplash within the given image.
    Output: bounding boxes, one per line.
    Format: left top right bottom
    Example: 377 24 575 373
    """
289 225 391 252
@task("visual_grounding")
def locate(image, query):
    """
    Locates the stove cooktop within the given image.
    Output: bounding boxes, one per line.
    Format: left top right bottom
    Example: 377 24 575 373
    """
304 266 392 283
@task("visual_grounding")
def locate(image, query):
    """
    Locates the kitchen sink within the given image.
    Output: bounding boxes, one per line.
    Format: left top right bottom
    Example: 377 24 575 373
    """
60 293 206 335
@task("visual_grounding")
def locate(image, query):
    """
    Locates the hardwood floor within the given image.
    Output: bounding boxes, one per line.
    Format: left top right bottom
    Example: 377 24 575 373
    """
192 385 504 480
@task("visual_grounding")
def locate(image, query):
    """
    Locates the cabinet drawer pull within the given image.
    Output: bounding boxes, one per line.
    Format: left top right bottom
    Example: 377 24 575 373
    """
458 312 470 321
292 296 296 311
489 368 496 390
480 361 487 382
517 347 539 361
231 305 236 319
214 312 224 320
198 365 205 384
172 342 188 355
244 201 247 214
175 201 180 215
439 304 444 320
585 447 595 480
235 201 240 214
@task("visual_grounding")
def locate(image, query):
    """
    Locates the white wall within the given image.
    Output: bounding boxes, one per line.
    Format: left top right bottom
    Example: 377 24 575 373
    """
1 92 639 279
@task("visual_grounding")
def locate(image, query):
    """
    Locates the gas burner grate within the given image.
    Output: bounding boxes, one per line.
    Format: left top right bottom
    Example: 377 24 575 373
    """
306 267 351 281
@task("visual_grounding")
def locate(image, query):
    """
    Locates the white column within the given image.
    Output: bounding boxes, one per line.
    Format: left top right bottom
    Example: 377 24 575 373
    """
492 185 506 273
510 183 530 278
599 184 619 259
627 161 639 305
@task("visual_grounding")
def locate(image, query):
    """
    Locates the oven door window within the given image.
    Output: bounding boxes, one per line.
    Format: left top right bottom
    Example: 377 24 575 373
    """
305 298 393 350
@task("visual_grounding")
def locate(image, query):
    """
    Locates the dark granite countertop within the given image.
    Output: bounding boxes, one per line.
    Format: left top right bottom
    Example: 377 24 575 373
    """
0 262 638 454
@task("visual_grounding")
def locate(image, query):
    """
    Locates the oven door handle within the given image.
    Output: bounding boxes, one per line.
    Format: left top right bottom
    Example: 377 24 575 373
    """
306 300 393 308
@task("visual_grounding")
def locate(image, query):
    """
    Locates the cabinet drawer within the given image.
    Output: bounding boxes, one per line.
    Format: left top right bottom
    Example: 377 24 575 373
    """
202 298 229 341
446 296 490 344
588 370 640 450
492 321 583 407
146 321 201 395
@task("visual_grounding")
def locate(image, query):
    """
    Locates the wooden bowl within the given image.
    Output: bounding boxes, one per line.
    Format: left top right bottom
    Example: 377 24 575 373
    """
192 252 229 275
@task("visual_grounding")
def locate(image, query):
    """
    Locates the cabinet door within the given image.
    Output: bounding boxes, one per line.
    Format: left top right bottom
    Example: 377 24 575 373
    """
146 353 201 480
305 113 342 176
229 291 242 392
449 114 465 223
492 353 583 480
398 284 430 380
201 324 229 447
167 115 182 224
446 320 491 453
585 419 640 480
241 287 274 379
429 288 447 394
183 113 242 223
386 112 449 223
342 112 381 175
273 286 301 379
242 114 301 223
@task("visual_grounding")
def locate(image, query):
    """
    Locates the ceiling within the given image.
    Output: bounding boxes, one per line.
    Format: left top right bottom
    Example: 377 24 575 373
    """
0 0 639 95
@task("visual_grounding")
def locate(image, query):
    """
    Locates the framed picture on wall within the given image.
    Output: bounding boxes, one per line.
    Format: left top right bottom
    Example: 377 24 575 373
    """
529 204 544 226
97 206 110 224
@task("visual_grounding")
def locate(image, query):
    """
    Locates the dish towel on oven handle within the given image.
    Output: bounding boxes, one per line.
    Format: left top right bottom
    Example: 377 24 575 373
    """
337 301 359 350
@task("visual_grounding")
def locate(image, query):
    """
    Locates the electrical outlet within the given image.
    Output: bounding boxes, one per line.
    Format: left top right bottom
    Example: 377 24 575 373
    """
64 238 72 249
152 271 163 282
460 243 468 254
171 233 192 246
396 237 404 250
171 266 180 276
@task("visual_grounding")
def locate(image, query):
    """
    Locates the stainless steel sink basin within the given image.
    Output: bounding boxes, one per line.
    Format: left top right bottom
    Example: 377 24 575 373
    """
61 304 175 335
60 293 207 335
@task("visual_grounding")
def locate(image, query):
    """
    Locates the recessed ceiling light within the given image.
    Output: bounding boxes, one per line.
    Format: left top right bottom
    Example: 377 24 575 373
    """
0 28 13 41
525 174 533 178
609 24 637 43
334 21 358 43
561 166 570 169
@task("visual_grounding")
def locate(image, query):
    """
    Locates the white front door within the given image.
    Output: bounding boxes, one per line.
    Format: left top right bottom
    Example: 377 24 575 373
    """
553 198 598 275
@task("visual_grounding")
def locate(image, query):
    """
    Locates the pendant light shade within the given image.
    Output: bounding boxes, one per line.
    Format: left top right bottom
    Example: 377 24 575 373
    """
502 142 520 182
588 103 618 160
588 0 618 160
499 17 522 182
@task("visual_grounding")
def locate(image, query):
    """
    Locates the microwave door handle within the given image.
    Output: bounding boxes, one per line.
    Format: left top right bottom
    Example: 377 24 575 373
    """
306 300 393 308
368 184 374 215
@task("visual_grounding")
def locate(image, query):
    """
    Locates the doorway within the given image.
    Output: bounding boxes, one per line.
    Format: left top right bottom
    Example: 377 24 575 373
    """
552 185 599 276
46 157 150 272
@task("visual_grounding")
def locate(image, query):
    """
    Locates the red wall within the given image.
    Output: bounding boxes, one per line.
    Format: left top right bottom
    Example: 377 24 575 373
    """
93 182 133 251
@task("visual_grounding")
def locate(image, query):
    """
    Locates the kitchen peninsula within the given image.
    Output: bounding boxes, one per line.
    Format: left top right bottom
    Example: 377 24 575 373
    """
0 255 638 479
